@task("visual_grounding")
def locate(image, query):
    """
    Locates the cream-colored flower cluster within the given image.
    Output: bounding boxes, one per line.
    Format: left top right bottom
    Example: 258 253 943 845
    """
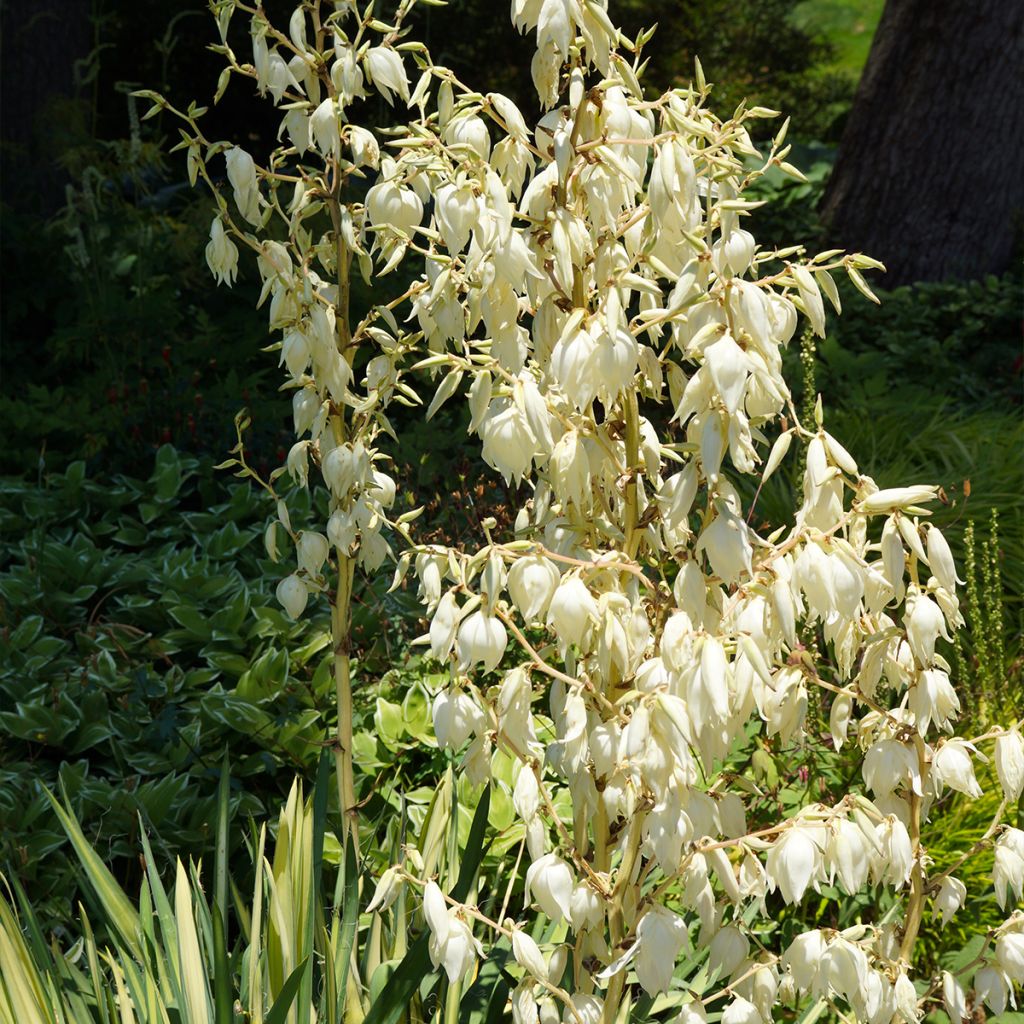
157 0 1023 1020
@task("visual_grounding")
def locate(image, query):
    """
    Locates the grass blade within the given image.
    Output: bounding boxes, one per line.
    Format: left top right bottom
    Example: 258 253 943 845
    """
265 957 310 1024
213 753 233 1024
298 751 331 1024
43 786 140 953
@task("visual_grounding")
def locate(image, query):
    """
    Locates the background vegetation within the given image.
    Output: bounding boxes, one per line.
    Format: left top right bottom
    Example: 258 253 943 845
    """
0 0 1020 1020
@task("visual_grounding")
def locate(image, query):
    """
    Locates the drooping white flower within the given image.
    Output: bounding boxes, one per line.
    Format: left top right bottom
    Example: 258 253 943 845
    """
766 828 820 905
550 429 591 509
551 326 600 410
225 146 260 224
874 815 914 889
364 46 409 104
511 927 549 981
932 739 983 799
942 971 967 1024
276 574 308 619
782 929 826 993
925 525 963 594
508 555 560 621
525 852 574 923
909 668 961 735
568 882 603 932
995 931 1024 985
366 180 423 236
480 401 536 484
696 509 753 585
704 334 750 416
826 817 870 895
633 905 688 994
456 610 508 672
932 875 966 926
546 575 598 649
708 925 748 978
296 531 329 577
423 881 482 984
995 727 1024 802
310 97 341 156
429 592 462 662
366 866 403 913
905 590 951 666
892 970 919 1023
994 828 1024 909
205 217 239 285
562 995 603 1024
721 997 760 1024
973 965 1008 1015
432 689 486 749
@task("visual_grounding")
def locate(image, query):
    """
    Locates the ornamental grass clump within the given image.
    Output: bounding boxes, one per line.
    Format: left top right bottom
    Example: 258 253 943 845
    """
135 0 1022 1020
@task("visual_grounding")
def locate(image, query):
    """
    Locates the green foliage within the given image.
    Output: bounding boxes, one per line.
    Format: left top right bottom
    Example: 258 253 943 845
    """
0 449 332 931
818 274 1023 412
0 95 280 478
0 768 497 1024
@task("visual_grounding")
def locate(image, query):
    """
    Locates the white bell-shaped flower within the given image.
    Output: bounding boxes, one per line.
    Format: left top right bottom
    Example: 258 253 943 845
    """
782 929 826 993
456 610 507 672
423 884 481 983
995 931 1024 985
364 46 409 104
276 574 308 619
932 739 983 799
995 727 1024 802
429 592 462 662
310 97 341 156
551 326 600 410
296 531 329 577
993 828 1024 909
480 401 536 484
766 827 820 905
525 853 574 923
721 997 760 1024
933 875 966 926
205 217 239 285
973 966 1008 1015
508 555 560 621
546 575 598 649
634 905 688 994
225 146 260 224
592 324 638 407
709 925 748 978
511 927 548 982
909 668 960 735
435 181 480 253
432 689 486 749
568 882 603 932
905 589 951 666
925 525 963 594
366 179 423 235
550 429 591 509
942 971 967 1024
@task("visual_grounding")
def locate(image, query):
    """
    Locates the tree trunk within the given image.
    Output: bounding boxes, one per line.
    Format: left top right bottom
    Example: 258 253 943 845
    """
820 0 1024 286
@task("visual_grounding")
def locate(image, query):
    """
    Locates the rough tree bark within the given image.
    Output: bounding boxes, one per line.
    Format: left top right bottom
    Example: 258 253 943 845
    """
820 0 1024 286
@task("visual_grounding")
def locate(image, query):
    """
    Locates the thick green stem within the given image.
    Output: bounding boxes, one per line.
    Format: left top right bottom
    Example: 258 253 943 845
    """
328 181 358 848
622 390 642 560
332 558 359 848
898 734 929 963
